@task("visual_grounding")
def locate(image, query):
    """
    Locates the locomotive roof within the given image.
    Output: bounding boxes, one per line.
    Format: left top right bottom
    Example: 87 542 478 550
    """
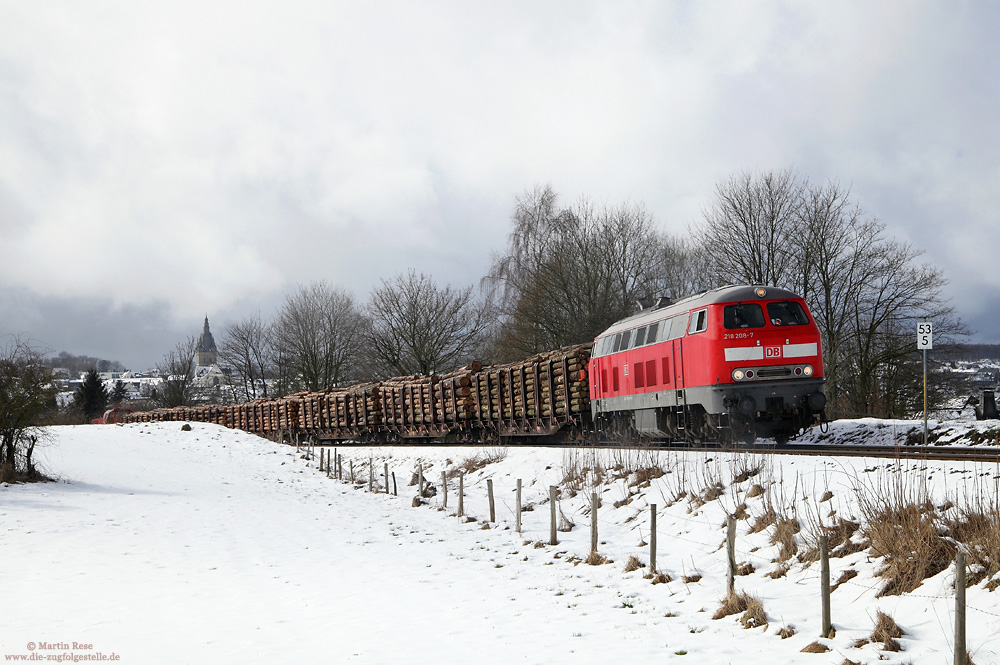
596 285 805 338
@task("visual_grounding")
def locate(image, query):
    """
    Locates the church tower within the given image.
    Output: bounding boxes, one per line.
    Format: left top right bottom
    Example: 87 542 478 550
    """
195 316 218 367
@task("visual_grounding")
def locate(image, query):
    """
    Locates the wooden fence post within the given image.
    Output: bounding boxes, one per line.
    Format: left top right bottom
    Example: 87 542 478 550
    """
650 504 657 573
350 459 354 483
369 457 373 492
955 551 966 665
549 486 558 546
384 463 389 494
726 515 736 595
488 479 496 522
590 492 599 554
820 534 832 638
392 472 397 496
516 479 522 534
418 464 424 498
458 473 464 518
442 471 448 509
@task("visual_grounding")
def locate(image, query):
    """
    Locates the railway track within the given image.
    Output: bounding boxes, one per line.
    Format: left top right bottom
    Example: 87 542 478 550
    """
304 437 1000 463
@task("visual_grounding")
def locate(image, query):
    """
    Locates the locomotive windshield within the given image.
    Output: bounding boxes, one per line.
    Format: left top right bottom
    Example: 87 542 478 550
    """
723 303 766 329
766 301 810 326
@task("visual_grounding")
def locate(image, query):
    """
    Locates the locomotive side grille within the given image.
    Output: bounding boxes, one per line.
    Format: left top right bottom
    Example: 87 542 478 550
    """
757 367 792 378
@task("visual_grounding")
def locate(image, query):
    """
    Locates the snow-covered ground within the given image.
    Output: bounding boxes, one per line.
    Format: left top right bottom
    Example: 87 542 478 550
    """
3 420 1000 664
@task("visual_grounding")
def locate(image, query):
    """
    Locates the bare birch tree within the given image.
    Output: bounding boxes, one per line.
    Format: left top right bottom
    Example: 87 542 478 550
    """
487 186 671 359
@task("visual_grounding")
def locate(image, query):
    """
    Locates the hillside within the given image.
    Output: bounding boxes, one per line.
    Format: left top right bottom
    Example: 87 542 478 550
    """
3 419 999 664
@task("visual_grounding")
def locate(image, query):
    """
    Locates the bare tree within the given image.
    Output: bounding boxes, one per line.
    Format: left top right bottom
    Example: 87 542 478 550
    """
219 312 274 402
697 168 804 287
0 337 54 481
694 170 967 418
152 337 200 408
367 270 489 377
273 282 367 392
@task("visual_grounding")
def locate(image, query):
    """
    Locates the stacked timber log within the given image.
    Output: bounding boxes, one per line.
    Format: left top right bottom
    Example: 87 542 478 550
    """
473 343 592 423
115 344 594 438
379 362 482 429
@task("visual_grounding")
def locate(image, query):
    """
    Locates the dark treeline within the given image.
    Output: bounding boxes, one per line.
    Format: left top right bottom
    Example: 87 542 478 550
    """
947 344 1000 362
45 352 124 375
158 169 967 420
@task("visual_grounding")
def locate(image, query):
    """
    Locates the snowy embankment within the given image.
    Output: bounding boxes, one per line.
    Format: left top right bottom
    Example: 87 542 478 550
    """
2 420 1000 664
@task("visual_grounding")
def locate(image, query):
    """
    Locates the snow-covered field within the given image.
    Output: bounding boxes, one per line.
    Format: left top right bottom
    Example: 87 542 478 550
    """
3 420 1000 664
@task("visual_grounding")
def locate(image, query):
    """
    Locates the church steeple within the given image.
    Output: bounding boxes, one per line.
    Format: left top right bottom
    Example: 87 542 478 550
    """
195 316 218 366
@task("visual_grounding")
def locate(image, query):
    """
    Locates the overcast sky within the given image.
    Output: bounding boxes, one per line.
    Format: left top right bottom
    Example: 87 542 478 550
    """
2 1 998 370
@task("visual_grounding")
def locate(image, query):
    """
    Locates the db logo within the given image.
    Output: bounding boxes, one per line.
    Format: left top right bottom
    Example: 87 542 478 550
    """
765 347 781 358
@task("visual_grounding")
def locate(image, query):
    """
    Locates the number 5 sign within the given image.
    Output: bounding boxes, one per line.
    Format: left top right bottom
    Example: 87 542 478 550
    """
917 322 933 350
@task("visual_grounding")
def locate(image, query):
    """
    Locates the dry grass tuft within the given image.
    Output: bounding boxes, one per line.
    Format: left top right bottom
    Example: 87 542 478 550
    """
767 562 791 579
778 624 796 639
533 540 546 549
624 555 644 573
853 610 904 651
631 466 665 487
739 594 768 629
839 660 861 665
586 551 608 565
712 591 749 620
799 518 863 562
945 506 1000 585
821 490 834 502
831 569 858 592
701 481 725 503
736 562 755 576
733 461 763 485
771 516 801 562
649 572 672 584
747 483 766 499
800 641 830 653
862 501 952 596
682 573 702 584
457 447 508 475
749 506 777 534
733 503 749 520
714 590 767 627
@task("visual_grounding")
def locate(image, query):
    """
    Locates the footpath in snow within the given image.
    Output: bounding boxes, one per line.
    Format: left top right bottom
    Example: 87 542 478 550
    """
2 421 999 664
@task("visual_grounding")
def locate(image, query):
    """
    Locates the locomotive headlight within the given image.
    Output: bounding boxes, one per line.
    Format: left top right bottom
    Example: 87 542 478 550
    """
732 369 745 381
802 364 814 377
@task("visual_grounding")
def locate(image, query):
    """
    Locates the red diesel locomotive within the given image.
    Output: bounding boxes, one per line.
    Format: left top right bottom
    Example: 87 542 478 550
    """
589 285 827 444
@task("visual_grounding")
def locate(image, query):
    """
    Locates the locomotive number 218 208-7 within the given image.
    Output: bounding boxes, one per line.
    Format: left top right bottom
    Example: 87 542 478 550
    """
724 332 755 340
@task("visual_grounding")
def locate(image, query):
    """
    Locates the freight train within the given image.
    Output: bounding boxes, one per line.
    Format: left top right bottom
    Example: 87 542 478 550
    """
122 285 826 445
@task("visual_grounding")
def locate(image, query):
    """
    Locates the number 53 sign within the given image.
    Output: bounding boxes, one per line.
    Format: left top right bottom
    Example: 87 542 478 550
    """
917 322 933 350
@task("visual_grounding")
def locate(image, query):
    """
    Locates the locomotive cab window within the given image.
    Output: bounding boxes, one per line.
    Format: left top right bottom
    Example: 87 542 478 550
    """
689 309 708 334
766 301 810 326
723 303 766 329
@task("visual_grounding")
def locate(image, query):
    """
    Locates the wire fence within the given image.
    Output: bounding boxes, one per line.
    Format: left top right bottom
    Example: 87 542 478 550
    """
303 444 995 661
